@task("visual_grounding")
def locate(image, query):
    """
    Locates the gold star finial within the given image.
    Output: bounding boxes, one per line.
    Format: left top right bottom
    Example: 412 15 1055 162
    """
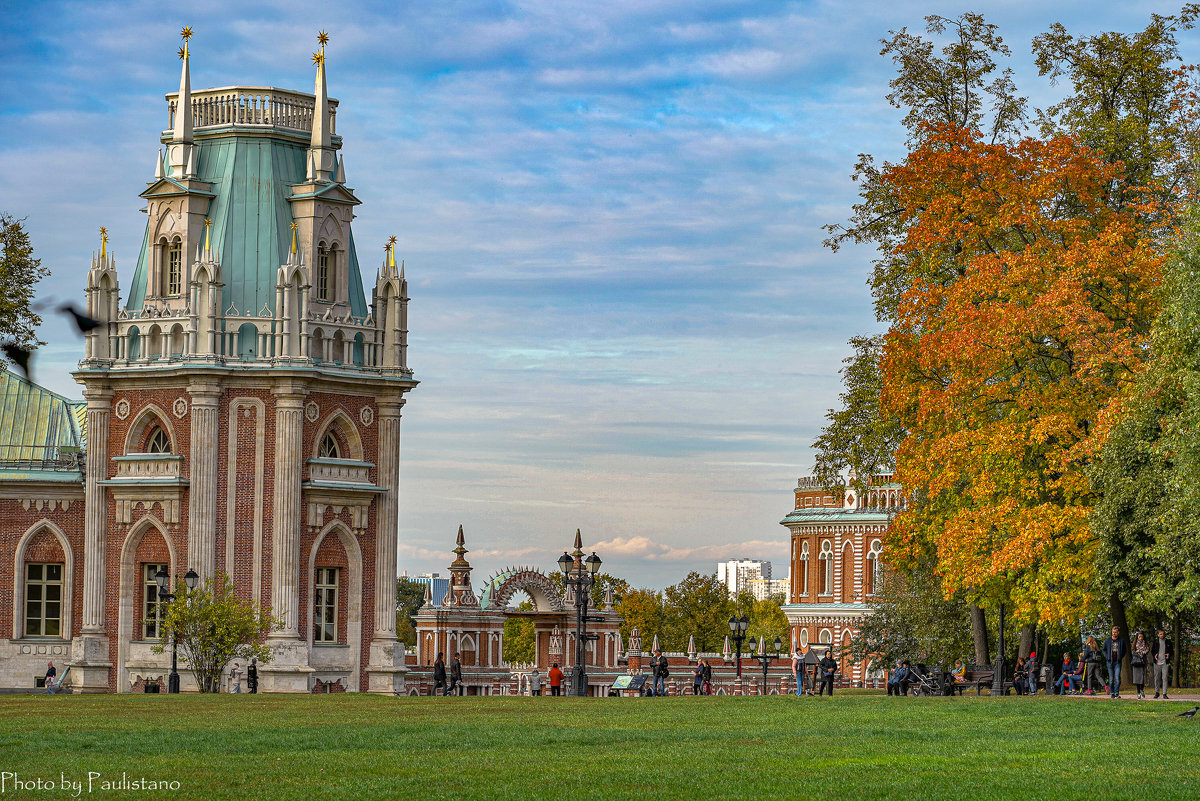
99 227 109 259
290 222 298 254
388 235 397 246
181 26 193 41
317 30 330 47
203 218 211 251
312 51 324 66
178 47 187 60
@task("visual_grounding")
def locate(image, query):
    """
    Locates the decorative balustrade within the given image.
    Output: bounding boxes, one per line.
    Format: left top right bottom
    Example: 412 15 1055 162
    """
307 459 373 486
166 87 337 136
111 454 184 481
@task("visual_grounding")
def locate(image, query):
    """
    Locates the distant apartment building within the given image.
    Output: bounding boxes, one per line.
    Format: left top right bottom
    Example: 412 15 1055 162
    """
745 576 790 601
716 559 772 597
406 572 450 607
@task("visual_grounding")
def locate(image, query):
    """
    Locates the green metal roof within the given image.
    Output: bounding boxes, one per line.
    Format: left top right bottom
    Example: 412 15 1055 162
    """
780 509 892 525
128 135 368 318
0 368 85 480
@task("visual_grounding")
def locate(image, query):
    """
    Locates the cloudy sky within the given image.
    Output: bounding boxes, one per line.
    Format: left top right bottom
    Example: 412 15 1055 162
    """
2 0 1191 590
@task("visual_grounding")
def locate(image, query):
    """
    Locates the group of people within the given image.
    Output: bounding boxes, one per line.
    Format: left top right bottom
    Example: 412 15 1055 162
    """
1027 627 1175 699
790 649 839 696
886 627 1176 699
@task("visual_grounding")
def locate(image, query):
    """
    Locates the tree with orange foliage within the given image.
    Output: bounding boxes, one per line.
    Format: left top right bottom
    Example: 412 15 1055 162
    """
880 124 1170 630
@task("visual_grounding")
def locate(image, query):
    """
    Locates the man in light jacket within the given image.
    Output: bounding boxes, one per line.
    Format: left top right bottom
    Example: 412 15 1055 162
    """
1152 628 1174 700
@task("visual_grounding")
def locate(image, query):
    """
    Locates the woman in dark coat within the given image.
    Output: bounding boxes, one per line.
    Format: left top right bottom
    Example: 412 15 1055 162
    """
433 652 448 696
818 650 837 696
1131 631 1151 699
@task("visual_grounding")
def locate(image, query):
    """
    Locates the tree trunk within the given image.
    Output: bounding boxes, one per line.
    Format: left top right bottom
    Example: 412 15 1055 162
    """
1174 613 1183 689
1110 592 1130 690
1018 624 1035 663
970 604 990 665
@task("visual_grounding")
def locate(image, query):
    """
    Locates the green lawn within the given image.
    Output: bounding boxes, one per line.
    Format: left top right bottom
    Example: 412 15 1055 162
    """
1 693 1196 800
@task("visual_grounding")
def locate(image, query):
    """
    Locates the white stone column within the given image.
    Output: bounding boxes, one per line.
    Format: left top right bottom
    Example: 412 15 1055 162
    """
366 398 408 693
72 387 113 692
81 388 111 633
187 384 221 581
270 390 305 638
262 386 313 692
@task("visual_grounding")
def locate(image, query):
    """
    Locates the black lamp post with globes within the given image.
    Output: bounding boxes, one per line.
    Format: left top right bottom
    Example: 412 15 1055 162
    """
557 546 602 697
154 566 199 694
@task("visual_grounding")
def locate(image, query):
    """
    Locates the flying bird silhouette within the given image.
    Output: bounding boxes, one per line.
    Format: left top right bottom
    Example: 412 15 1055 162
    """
57 303 101 334
1178 707 1198 719
1 342 34 381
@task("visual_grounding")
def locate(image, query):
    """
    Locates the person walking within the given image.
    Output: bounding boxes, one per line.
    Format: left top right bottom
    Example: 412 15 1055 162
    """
818 650 837 696
229 662 242 694
529 668 542 696
1082 637 1102 695
1102 626 1128 698
548 662 564 696
432 652 447 696
649 649 668 697
693 662 705 696
702 659 713 695
1026 652 1039 696
448 652 463 696
1130 631 1151 699
247 656 258 694
1152 628 1173 700
43 661 56 694
792 653 804 697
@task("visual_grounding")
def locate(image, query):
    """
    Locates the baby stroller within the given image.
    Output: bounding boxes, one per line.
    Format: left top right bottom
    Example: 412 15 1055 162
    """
907 664 939 696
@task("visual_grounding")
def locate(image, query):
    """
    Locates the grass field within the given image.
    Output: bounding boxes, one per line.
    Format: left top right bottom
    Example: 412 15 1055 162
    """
1 693 1197 800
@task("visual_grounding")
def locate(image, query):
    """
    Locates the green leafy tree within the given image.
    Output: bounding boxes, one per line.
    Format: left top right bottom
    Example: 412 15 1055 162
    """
616 587 664 647
662 572 734 652
735 591 789 650
0 214 50 348
395 577 426 646
154 574 280 693
502 600 536 664
847 562 974 668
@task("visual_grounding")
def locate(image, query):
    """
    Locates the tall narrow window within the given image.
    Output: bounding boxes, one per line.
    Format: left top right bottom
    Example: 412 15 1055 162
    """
317 247 331 302
866 540 883 596
840 544 854 603
146 426 170 454
25 563 63 637
318 433 340 459
799 542 810 597
167 240 182 296
314 567 339 643
819 540 833 596
143 563 167 639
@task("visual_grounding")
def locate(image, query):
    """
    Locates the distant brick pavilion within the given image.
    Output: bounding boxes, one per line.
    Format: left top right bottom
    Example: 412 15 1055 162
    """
781 472 903 686
0 31 414 693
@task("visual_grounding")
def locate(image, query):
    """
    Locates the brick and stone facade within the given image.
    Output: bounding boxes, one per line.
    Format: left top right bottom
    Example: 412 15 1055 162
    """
780 472 903 687
0 33 415 693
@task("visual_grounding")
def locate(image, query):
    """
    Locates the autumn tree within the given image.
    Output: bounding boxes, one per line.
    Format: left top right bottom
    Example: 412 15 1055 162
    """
502 600 536 664
734 591 789 649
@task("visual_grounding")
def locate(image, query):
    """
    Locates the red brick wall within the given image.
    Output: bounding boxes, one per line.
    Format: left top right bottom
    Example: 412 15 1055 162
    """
0 498 85 640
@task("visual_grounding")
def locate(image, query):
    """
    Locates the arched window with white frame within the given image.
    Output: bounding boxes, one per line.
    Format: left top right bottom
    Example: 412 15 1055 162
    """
866 539 882 596
818 540 833 596
800 542 810 596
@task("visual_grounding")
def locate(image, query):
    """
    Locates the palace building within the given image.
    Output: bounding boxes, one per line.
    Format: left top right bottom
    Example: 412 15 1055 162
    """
780 472 903 686
0 31 415 693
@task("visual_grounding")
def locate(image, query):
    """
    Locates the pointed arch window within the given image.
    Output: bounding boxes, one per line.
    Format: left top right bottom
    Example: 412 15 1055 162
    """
314 566 339 643
818 540 833 596
146 426 171 454
316 246 332 302
799 541 810 597
866 540 883 596
318 432 341 459
166 239 182 297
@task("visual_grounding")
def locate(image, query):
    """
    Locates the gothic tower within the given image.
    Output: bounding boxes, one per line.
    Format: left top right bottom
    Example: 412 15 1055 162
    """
69 29 416 693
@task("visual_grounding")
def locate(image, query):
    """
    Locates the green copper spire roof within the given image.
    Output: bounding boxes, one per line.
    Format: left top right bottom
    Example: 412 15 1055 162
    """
127 135 368 318
0 367 85 481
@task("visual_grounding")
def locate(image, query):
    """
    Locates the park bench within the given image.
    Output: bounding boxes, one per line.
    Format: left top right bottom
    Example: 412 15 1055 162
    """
951 665 1013 696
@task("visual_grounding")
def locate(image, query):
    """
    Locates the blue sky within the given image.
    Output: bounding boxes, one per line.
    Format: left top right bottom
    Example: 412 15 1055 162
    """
1 0 1192 589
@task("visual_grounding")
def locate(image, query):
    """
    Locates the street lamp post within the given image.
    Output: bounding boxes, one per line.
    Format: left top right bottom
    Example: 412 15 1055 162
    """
728 615 749 678
155 567 199 694
747 635 784 695
992 602 1006 697
558 547 602 697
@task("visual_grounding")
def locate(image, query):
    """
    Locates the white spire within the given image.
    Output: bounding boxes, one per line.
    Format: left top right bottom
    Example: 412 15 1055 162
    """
307 31 334 182
154 149 164 180
334 154 346 184
169 27 195 178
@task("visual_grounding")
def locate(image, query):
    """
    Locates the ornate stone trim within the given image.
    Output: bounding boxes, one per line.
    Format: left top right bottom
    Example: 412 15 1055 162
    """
305 401 320 422
173 397 189 418
114 399 130 420
359 406 374 427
